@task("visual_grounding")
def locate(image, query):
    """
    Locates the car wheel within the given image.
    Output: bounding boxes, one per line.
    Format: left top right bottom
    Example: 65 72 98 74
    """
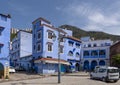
102 77 106 82
90 75 93 79
113 80 118 83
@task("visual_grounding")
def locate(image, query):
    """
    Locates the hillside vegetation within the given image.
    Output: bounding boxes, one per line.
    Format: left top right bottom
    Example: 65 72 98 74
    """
60 25 120 42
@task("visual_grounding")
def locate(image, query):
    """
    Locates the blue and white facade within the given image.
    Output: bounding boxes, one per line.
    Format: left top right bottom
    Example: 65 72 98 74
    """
0 14 11 66
10 30 32 68
19 54 32 71
63 36 81 71
32 18 82 74
0 14 11 77
81 37 113 71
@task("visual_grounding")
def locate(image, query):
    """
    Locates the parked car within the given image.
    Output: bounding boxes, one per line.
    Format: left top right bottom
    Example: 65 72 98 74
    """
15 66 26 71
90 66 119 82
9 66 16 73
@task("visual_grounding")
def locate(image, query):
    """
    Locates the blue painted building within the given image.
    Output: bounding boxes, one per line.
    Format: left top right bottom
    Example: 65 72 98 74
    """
0 14 11 78
63 36 81 71
32 18 82 74
81 37 113 71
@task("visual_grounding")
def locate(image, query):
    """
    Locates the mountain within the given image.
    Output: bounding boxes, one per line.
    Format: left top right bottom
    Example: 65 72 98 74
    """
60 25 120 42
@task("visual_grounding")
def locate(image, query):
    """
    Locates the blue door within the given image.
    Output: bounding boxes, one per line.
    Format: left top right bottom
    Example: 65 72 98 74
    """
91 60 97 70
84 60 89 70
99 60 105 66
61 64 66 72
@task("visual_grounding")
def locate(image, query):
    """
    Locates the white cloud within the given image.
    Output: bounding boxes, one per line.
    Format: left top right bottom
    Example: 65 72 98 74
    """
58 1 120 35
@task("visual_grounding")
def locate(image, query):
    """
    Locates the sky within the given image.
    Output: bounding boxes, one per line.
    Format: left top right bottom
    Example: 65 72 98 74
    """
0 0 120 35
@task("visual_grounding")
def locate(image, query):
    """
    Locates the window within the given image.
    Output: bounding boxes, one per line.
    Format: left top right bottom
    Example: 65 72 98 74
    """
76 52 80 57
48 44 52 51
91 51 98 56
68 41 74 47
68 51 73 56
48 32 53 39
0 47 1 53
88 44 91 47
60 38 64 42
99 50 106 55
76 43 80 48
0 26 5 35
37 31 41 40
0 31 1 35
105 43 111 46
37 43 41 52
60 46 63 53
84 51 89 56
93 44 97 47
34 34 35 38
34 45 36 50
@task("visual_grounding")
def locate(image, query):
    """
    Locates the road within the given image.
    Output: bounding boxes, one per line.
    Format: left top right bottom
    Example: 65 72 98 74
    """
0 74 120 85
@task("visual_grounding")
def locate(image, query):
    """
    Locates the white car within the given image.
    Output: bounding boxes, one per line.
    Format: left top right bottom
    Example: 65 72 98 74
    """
90 66 119 82
9 66 16 73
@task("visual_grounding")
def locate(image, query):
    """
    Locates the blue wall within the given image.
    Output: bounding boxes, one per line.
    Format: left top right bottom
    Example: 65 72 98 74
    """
0 14 11 67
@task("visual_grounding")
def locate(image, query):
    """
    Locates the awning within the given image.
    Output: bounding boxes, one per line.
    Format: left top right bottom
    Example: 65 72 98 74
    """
34 58 70 65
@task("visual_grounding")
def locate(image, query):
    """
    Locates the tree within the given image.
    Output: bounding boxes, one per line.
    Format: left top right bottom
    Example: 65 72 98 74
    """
112 54 120 68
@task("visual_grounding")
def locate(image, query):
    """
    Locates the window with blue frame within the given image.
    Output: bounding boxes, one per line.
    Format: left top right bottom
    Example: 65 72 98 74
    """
91 50 98 56
93 44 97 47
75 43 80 48
0 43 4 53
76 52 80 57
37 43 41 52
37 30 42 40
99 50 106 55
68 51 73 56
0 26 5 35
83 51 89 56
68 41 74 47
48 32 53 39
47 43 53 52
105 43 111 46
88 44 91 47
0 47 1 53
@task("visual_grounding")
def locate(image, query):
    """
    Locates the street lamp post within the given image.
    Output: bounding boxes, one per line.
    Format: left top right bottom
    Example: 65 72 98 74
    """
52 31 61 83
58 31 61 83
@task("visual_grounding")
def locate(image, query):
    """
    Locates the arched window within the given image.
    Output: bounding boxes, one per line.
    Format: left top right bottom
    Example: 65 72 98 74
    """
68 41 74 47
84 51 89 56
76 52 80 57
88 44 91 47
93 44 97 47
68 51 73 56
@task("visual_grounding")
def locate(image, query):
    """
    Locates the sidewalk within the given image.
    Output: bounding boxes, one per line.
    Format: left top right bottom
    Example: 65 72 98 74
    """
0 71 89 83
0 72 44 83
51 71 90 77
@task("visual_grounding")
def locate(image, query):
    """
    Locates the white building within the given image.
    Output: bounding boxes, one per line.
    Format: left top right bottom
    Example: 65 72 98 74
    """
10 30 32 68
81 37 113 71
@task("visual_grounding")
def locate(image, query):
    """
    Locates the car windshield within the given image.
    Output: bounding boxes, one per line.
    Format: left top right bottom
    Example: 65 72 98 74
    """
108 69 119 73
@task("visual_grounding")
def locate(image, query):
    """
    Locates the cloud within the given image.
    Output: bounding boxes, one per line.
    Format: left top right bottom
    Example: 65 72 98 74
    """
7 1 31 16
57 0 120 35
